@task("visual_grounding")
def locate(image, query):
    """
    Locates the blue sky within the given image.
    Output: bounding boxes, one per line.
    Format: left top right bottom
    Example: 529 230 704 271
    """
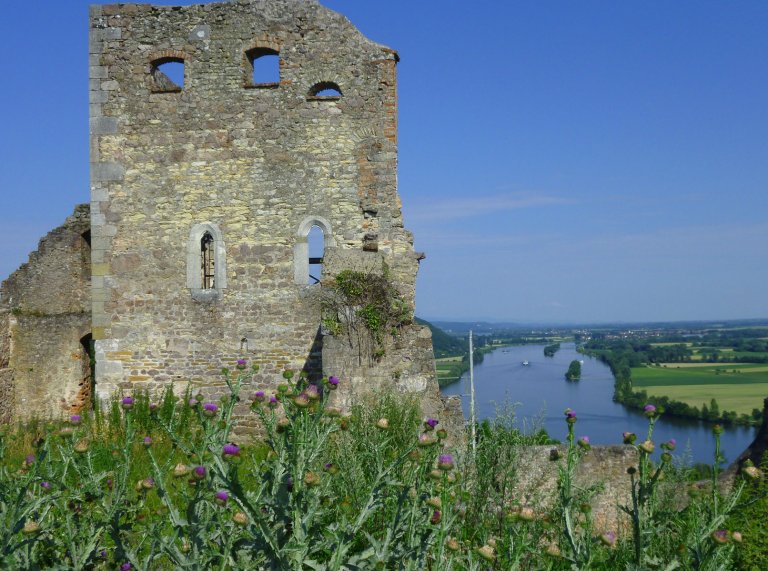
2 1 767 324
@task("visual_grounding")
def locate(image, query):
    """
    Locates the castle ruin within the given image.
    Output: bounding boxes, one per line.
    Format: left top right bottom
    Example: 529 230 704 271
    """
0 0 458 428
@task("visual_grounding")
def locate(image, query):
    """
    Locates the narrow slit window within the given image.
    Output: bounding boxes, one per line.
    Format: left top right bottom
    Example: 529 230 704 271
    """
307 82 342 99
201 232 215 289
246 48 280 86
151 58 184 92
308 225 325 285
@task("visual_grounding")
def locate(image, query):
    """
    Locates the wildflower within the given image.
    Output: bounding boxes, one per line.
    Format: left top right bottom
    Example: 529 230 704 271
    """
143 436 152 447
577 436 590 450
233 511 248 525
713 424 724 435
304 471 321 487
600 531 617 547
376 418 390 430
661 438 677 451
437 454 454 471
487 538 497 548
277 417 291 433
41 481 51 490
639 440 655 454
214 490 229 505
436 428 448 439
173 463 189 478
203 402 219 417
106 478 113 490
428 469 443 481
149 403 157 412
408 449 421 461
58 427 74 438
22 520 40 535
742 465 762 480
711 529 729 544
519 506 536 521
424 418 439 431
476 544 495 561
236 359 247 370
99 550 107 558
327 375 339 389
446 538 460 552
223 443 240 458
193 466 206 480
120 563 132 571
24 454 35 466
122 396 134 410
323 462 339 475
70 414 82 425
622 431 637 444
141 478 155 490
732 531 743 543
426 496 442 509
305 384 321 401
74 439 89 454
293 394 310 408
565 408 577 424
253 390 266 403
418 433 436 447
188 398 198 408
643 404 657 418
268 395 279 409
546 543 561 557
282 369 294 380
430 510 442 524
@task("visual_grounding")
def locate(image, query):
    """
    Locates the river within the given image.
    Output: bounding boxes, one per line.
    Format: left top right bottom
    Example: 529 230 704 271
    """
439 343 756 466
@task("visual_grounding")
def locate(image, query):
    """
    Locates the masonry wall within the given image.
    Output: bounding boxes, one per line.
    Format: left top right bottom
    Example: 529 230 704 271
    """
0 205 92 421
88 0 430 411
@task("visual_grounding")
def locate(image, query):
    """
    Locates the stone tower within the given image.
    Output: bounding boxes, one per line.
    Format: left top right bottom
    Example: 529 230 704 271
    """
82 0 455 424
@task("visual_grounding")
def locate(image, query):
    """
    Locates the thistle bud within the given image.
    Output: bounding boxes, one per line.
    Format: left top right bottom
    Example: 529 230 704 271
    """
233 511 248 525
376 418 390 430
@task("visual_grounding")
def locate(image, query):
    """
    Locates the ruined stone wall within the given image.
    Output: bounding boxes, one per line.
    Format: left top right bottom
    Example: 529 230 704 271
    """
88 0 425 409
0 205 91 420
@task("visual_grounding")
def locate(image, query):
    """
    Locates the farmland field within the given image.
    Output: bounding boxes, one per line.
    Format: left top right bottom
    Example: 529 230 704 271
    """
632 364 768 415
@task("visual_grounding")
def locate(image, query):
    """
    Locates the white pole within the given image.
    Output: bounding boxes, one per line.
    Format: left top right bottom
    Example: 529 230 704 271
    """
469 329 476 454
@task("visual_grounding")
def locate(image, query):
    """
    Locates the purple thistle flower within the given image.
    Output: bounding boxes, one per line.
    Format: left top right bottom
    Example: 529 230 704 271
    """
577 436 590 449
236 359 247 370
24 454 35 465
623 431 637 444
662 438 677 451
565 408 577 423
424 418 439 431
143 436 152 446
203 402 219 416
253 390 266 402
193 466 206 480
223 443 240 457
41 481 51 490
121 396 134 409
149 403 157 411
643 404 657 417
438 454 454 471
268 395 279 409
99 550 107 558
600 531 617 546
121 563 132 571
70 414 82 425
430 510 442 524
328 376 339 389
215 490 229 504
305 384 321 400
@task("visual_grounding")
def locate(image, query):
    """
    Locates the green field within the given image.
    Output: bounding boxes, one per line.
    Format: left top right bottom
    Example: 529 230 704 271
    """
632 364 768 415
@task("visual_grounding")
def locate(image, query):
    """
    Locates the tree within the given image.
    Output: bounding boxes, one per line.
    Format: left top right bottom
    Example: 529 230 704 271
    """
565 360 582 381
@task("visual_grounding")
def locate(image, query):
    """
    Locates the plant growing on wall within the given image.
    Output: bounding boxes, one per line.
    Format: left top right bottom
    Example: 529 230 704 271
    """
318 268 411 365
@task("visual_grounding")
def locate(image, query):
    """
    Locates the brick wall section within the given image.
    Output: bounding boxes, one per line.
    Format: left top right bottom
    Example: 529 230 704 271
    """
0 205 91 420
88 0 450 425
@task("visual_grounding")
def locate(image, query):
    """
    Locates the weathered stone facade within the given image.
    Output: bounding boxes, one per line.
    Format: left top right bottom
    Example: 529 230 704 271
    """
0 205 92 421
1 0 457 427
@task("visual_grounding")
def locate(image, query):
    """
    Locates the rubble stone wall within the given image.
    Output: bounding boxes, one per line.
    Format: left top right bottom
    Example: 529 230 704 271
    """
0 205 91 420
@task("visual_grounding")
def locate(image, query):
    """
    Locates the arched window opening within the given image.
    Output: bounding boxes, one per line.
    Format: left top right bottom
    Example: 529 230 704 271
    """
151 57 184 92
308 225 325 285
294 216 334 285
187 223 227 300
201 232 215 289
246 48 280 87
307 81 342 100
